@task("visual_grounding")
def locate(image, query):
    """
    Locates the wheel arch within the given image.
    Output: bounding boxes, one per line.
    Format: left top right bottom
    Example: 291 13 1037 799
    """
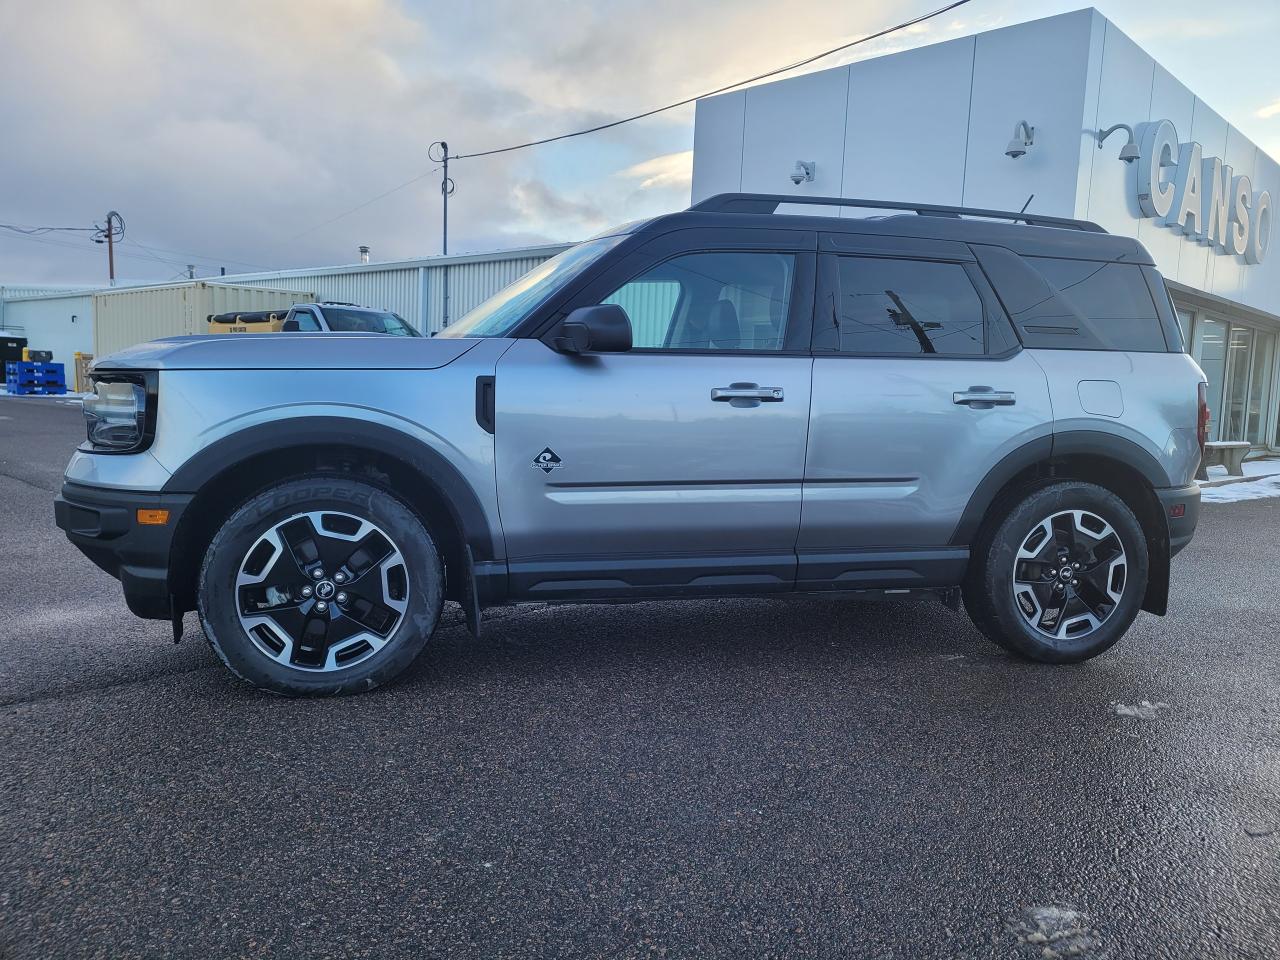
162 417 498 615
954 431 1172 615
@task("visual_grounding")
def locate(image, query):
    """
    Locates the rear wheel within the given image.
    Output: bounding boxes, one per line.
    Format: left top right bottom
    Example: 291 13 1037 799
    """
198 476 442 695
964 481 1148 663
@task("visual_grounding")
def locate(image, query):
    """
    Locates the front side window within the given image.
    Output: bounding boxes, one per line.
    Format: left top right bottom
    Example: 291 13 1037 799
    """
832 257 985 355
439 236 624 339
602 251 795 351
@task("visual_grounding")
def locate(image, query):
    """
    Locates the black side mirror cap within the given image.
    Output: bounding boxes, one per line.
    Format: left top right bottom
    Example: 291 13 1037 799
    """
281 319 300 332
551 304 632 354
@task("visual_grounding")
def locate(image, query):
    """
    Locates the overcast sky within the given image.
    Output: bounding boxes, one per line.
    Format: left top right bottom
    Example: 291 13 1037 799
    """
3 0 1279 284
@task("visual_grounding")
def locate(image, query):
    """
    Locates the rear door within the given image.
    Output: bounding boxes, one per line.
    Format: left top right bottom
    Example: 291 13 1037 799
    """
494 228 816 599
798 233 1052 588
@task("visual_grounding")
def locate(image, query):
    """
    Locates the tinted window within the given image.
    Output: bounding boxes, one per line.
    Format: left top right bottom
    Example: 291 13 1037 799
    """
602 252 794 351
1024 257 1163 351
832 257 985 355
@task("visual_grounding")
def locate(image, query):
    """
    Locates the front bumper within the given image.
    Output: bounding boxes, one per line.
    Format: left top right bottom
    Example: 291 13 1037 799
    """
1157 482 1200 557
54 481 193 620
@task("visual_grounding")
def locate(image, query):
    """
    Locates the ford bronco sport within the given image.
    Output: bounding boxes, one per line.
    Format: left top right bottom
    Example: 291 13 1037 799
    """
55 194 1205 695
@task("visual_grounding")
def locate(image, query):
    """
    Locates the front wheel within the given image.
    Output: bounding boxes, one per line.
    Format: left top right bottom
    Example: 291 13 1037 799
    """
963 481 1148 663
198 476 443 695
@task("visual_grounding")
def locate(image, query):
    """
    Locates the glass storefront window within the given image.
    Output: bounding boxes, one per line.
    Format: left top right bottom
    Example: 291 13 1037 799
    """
1177 310 1193 349
1193 317 1228 442
1246 332 1275 445
1224 326 1255 441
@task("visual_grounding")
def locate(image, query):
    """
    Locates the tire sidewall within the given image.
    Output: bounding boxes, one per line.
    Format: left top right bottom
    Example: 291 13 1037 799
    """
198 476 442 695
981 482 1148 663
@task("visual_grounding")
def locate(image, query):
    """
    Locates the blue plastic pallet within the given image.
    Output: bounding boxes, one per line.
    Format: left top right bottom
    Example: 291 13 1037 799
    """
4 382 66 396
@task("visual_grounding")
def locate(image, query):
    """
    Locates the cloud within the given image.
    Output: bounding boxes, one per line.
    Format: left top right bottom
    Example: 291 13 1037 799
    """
617 151 694 192
0 0 927 282
1257 99 1280 120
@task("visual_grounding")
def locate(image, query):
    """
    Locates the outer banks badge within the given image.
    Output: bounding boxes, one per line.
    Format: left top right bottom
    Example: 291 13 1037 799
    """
532 448 563 473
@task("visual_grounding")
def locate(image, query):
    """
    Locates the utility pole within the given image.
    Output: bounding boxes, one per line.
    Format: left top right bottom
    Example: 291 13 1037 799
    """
428 141 456 326
93 211 125 285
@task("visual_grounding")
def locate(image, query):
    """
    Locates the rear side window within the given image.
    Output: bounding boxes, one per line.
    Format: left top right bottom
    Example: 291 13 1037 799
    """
829 256 986 355
973 246 1167 351
1027 258 1164 350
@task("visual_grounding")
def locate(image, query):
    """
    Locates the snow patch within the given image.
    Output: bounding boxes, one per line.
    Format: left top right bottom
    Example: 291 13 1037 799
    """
1008 906 1102 957
1201 471 1280 503
1112 700 1169 719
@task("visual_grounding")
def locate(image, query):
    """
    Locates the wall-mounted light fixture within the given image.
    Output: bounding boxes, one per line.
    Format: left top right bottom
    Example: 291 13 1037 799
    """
1096 123 1140 163
790 160 816 185
1005 121 1035 159
71 314 78 323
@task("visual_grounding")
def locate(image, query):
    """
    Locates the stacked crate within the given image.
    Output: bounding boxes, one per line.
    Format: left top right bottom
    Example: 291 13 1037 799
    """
4 361 67 396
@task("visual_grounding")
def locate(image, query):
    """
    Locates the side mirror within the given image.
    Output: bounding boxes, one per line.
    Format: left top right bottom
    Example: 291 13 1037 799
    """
281 319 300 332
551 304 632 354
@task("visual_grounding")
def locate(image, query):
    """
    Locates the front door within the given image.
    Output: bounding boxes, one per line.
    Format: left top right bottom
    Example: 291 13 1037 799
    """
494 236 816 599
798 236 1053 588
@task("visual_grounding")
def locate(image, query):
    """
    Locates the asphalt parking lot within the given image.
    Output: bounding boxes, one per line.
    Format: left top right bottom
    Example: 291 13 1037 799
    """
1 396 1277 959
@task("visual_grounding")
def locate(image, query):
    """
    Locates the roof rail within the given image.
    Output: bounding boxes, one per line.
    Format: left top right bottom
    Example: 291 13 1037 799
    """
687 193 1106 233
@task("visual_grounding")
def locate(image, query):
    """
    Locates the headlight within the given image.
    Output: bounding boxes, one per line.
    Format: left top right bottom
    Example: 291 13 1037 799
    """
83 375 152 451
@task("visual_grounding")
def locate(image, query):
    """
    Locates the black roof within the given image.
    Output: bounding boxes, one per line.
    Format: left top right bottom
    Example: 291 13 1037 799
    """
632 193 1152 265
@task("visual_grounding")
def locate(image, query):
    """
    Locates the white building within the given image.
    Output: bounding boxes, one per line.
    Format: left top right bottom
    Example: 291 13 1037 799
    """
692 7 1280 451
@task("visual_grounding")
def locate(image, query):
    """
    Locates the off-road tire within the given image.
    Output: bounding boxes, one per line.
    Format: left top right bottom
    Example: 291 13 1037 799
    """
963 481 1148 663
198 475 442 695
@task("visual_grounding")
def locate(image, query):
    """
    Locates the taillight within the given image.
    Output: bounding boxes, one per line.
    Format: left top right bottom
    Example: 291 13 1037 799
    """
1196 382 1210 452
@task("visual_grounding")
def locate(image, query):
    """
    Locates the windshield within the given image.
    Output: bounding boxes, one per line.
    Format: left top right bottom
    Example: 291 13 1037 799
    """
323 308 420 336
438 236 623 338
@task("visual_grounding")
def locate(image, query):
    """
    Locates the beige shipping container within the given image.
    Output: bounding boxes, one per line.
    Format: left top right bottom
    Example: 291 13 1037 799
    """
92 282 314 359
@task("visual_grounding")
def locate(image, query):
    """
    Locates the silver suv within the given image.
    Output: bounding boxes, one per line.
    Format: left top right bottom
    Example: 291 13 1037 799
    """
55 194 1206 695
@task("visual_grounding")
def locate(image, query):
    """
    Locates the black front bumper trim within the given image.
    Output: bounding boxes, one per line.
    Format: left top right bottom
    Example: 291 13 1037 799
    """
54 482 193 620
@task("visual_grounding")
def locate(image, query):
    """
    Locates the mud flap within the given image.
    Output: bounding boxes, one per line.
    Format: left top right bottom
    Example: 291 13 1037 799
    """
462 545 482 639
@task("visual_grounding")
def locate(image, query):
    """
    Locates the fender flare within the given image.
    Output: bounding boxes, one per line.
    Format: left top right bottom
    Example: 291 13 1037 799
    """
161 416 499 561
950 430 1173 546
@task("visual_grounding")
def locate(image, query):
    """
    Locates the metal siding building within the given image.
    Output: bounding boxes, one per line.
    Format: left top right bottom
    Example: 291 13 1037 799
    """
92 282 314 358
217 244 570 335
0 244 571 359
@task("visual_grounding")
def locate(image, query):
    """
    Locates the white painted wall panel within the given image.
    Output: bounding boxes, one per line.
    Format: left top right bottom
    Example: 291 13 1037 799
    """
1130 64 1195 282
961 9 1098 215
740 67 850 209
691 92 746 202
840 36 975 209
1080 22 1154 238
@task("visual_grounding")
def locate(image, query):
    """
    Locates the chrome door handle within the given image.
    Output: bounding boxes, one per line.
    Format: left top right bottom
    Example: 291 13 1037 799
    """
712 385 785 402
953 387 1016 408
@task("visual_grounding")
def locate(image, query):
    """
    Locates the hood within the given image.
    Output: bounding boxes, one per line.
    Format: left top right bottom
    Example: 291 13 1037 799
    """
93 332 483 371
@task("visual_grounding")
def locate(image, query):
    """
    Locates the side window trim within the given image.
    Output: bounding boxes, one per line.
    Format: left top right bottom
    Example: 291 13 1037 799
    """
814 252 1018 360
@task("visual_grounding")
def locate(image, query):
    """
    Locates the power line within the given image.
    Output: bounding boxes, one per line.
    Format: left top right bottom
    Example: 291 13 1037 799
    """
450 0 973 160
0 221 98 237
285 0 971 238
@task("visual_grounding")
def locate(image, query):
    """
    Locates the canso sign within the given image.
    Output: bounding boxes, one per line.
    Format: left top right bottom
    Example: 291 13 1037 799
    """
1137 119 1272 264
